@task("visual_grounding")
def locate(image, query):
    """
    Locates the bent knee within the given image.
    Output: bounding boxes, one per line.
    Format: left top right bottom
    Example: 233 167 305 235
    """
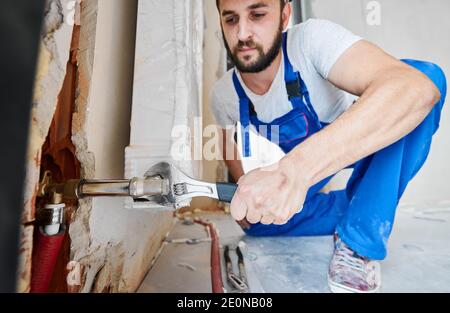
402 59 447 108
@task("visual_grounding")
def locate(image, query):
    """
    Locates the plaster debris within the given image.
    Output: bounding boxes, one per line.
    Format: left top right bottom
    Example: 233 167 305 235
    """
413 215 446 222
178 263 197 272
66 261 82 293
166 238 211 245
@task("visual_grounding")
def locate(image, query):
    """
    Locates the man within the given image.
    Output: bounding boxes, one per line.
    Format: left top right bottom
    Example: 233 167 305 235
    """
210 0 446 293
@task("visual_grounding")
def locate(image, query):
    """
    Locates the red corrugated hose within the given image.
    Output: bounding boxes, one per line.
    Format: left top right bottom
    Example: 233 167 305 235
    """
30 226 66 293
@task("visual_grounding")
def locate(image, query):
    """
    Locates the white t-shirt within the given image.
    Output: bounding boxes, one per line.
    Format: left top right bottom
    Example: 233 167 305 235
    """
210 19 363 128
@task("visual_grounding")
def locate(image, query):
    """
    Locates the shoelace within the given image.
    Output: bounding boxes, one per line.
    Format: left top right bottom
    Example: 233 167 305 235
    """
334 242 367 273
332 240 381 288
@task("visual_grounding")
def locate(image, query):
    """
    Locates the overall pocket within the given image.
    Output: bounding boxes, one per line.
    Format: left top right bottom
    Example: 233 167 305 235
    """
254 109 309 153
276 109 309 145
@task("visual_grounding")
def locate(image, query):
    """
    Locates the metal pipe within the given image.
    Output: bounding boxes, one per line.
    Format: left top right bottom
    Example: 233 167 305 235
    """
40 172 169 200
77 177 169 199
78 179 130 197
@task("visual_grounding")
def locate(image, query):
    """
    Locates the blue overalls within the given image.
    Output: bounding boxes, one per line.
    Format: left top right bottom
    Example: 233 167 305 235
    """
232 32 447 260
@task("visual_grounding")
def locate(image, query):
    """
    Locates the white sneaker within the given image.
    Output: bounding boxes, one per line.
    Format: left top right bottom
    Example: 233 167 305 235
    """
327 234 381 293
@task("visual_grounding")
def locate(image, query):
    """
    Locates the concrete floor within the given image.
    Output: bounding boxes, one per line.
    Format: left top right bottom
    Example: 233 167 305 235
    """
138 203 450 293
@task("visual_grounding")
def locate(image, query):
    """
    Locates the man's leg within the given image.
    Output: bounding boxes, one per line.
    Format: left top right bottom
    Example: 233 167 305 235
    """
244 61 446 243
336 60 447 260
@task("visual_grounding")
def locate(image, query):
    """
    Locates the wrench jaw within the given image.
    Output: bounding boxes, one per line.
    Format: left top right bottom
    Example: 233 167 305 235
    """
144 161 219 209
173 171 219 208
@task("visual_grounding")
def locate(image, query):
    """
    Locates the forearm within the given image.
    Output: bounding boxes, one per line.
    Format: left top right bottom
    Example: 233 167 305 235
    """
223 141 244 183
220 128 245 182
283 70 441 187
224 158 245 183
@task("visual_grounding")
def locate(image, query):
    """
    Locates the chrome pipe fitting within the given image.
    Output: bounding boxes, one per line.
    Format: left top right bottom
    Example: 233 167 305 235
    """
37 203 65 236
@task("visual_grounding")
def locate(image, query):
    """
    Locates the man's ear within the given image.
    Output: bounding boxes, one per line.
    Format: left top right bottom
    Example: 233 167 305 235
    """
281 2 292 30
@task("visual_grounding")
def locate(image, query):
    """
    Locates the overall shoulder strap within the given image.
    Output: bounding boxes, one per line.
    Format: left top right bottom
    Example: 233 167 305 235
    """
282 32 301 100
232 71 252 157
282 32 320 122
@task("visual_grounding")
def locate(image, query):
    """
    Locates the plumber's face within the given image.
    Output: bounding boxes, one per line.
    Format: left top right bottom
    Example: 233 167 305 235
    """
218 0 291 73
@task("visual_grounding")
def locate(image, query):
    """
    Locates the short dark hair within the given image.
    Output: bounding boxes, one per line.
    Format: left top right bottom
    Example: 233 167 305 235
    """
216 0 287 11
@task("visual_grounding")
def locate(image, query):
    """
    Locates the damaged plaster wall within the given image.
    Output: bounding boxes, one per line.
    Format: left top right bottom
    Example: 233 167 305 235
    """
69 0 146 292
22 0 204 293
19 0 74 293
70 0 204 292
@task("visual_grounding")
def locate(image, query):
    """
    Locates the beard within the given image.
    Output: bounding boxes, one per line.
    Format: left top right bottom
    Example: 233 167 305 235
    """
223 22 283 73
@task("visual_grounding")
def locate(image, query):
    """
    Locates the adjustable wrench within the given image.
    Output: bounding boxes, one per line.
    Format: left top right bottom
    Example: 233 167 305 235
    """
38 162 237 210
144 162 238 209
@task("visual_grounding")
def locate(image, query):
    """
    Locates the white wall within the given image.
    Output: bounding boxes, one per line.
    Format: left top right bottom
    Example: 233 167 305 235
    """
302 0 450 204
126 0 203 206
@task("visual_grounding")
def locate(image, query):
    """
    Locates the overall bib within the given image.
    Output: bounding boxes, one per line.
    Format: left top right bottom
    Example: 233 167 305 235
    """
232 32 447 260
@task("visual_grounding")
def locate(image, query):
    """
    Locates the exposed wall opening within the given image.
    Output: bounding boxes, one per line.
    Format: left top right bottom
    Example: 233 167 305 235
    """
33 24 81 293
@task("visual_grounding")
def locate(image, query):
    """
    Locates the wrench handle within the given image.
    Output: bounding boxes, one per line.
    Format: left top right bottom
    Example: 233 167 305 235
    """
216 183 238 203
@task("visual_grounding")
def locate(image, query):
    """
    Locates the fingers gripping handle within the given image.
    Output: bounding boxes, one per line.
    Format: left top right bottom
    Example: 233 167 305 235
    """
216 183 238 203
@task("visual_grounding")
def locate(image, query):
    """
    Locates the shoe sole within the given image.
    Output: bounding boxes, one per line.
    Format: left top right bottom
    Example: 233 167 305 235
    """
327 273 381 293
